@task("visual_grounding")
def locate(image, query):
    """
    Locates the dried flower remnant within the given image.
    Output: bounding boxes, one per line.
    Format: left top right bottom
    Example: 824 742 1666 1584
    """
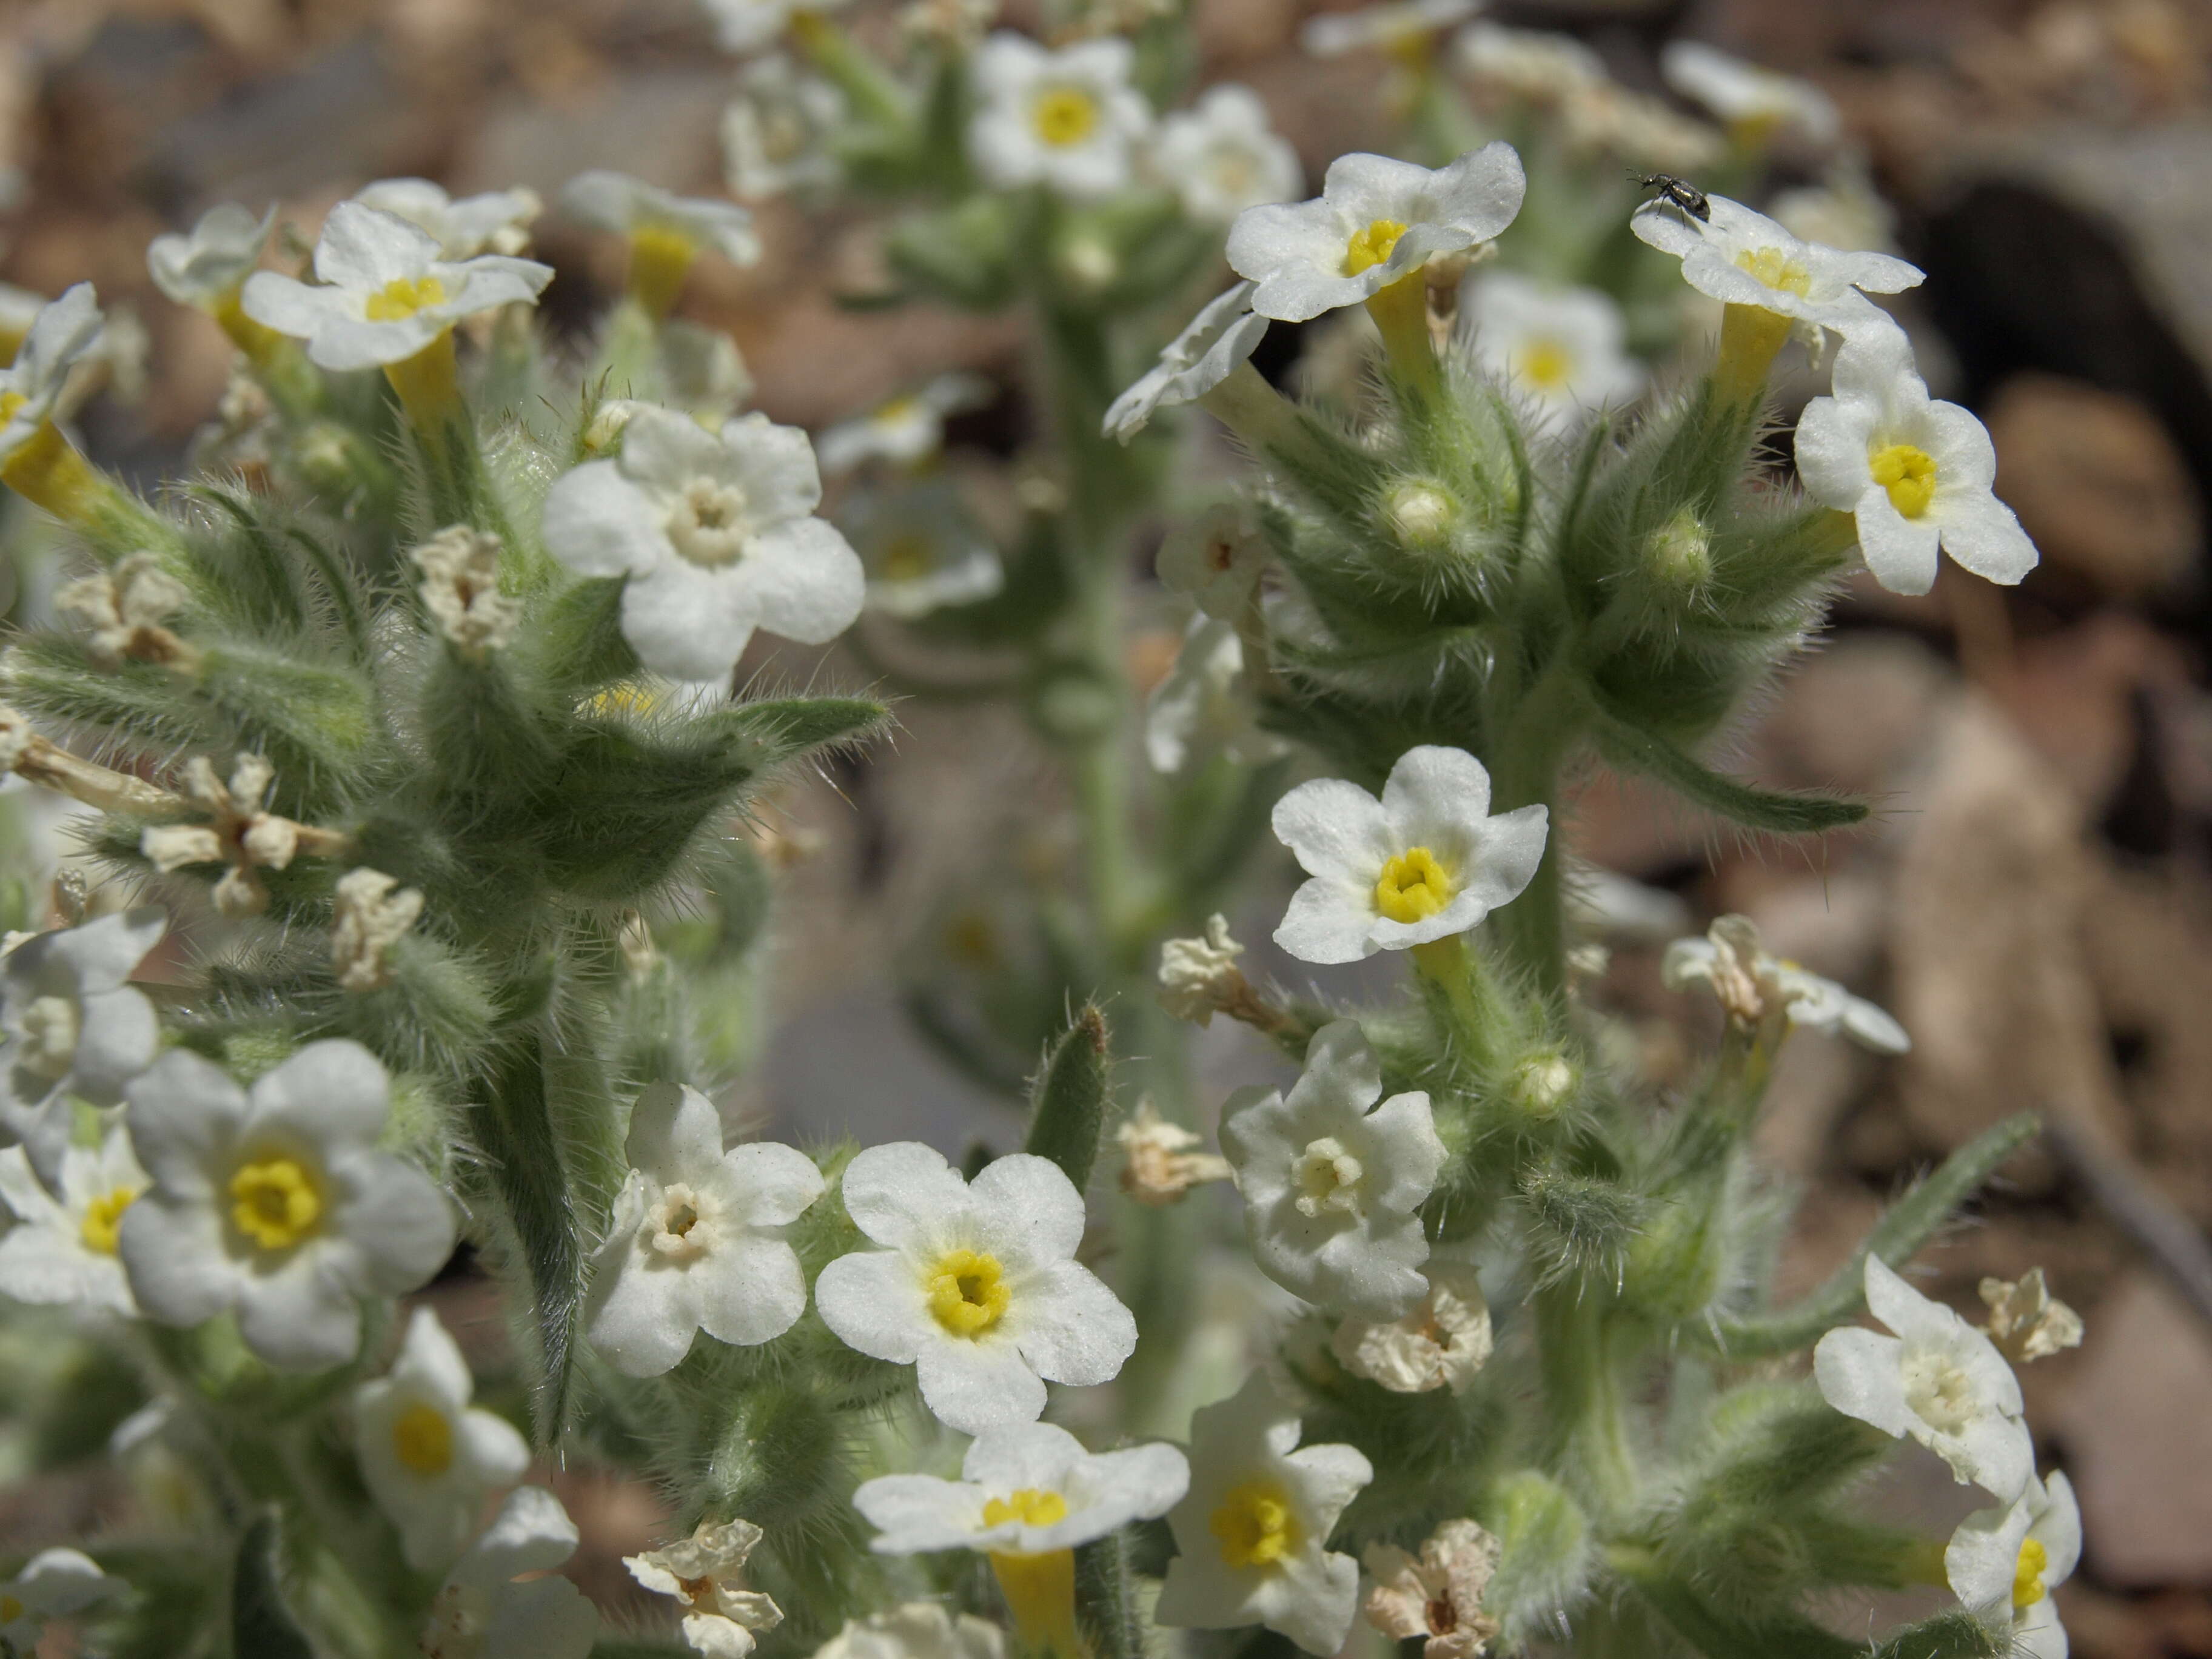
1331 1260 1492 1394
1118 1100 1235 1205
53 552 196 669
1979 1269 2084 1364
331 868 424 993
627 1518 784 1659
139 754 354 918
414 526 519 659
1361 1518 1502 1659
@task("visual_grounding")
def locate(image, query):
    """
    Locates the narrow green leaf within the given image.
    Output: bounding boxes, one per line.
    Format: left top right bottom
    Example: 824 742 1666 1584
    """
534 577 638 694
1590 705 1867 836
732 695 891 761
1626 1573 1860 1659
232 1511 315 1659
480 1042 585 1445
1074 1532 1145 1659
1024 1004 1111 1191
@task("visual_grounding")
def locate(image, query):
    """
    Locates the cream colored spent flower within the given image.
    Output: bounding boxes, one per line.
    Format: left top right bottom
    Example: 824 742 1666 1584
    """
1330 1259 1492 1394
414 526 519 658
1661 913 1909 1054
1156 913 1247 1025
1362 1518 1502 1659
811 1604 1007 1659
332 868 424 993
1117 1099 1234 1205
0 1127 148 1317
627 1518 783 1659
1978 1269 2084 1364
55 552 193 667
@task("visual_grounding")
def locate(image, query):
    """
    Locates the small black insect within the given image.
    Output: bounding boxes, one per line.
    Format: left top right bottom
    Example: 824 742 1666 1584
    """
1632 173 1711 222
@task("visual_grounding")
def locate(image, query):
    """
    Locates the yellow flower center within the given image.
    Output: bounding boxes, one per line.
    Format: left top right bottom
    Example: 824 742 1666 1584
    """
2013 1538 2048 1609
79 1185 141 1255
0 330 23 368
879 532 936 582
982 1487 1071 1529
1516 338 1574 389
0 1594 20 1624
1869 443 1937 519
229 1156 324 1252
1344 218 1410 276
629 225 702 320
364 274 449 322
1209 1480 1301 1569
1373 846 1455 923
1732 246 1811 297
0 389 25 423
926 1247 1011 1336
1032 87 1100 147
392 1402 455 1476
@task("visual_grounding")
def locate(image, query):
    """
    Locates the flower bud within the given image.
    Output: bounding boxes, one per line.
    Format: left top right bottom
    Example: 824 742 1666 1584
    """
1510 1050 1577 1119
1646 506 1712 589
1385 478 1461 551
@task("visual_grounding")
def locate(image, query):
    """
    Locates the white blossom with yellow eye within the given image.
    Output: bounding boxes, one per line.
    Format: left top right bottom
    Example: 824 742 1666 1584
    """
1944 1470 2079 1659
1461 269 1644 424
968 33 1154 199
0 1127 147 1318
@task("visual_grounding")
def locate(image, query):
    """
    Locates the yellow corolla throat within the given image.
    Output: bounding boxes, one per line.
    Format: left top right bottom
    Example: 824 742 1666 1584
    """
879 532 937 582
1373 845 1456 923
1209 1480 1301 1569
1344 218 1410 276
2013 1538 2048 1609
1733 246 1812 298
984 1488 1070 1529
364 274 449 323
1516 338 1574 390
926 1247 1011 1336
0 1594 19 1624
392 1402 455 1476
79 1185 142 1255
1031 87 1100 148
1869 443 1937 518
229 1155 325 1252
628 225 703 320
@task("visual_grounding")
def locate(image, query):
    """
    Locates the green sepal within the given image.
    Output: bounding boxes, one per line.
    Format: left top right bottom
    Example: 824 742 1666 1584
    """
532 577 640 695
230 1510 316 1659
1589 703 1868 836
729 694 890 761
1482 1470 1594 1649
1871 1610 2011 1659
1024 1002 1111 1190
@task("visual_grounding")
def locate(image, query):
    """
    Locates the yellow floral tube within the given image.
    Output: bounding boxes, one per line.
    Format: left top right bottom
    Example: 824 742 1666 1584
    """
1712 302 1794 407
989 1549 1084 1659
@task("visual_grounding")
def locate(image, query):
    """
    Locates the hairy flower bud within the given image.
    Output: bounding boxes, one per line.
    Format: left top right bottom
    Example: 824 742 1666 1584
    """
1384 478 1460 550
1646 507 1712 589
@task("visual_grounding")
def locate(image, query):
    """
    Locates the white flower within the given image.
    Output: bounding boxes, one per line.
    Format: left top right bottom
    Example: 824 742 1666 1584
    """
723 55 846 201
1158 503 1265 621
626 1518 783 1659
421 1487 598 1659
352 178 543 259
147 203 276 307
0 1127 147 1317
1979 1269 2084 1365
1330 1259 1491 1394
1661 914 1909 1053
1814 1255 2034 1501
1794 324 2039 597
812 1603 1007 1659
413 526 519 660
118 1040 455 1370
540 404 864 684
1362 1518 1501 1659
1659 41 1840 147
814 1141 1138 1435
968 33 1154 199
1116 1099 1235 1204
0 284 44 360
355 1306 531 1571
818 372 994 476
1220 1020 1444 1319
1270 745 1548 964
1462 270 1644 423
241 203 550 372
0 284 106 461
1944 1470 2080 1659
1771 174 1898 261
1452 22 1607 101
1155 1371 1373 1655
1227 145 1524 324
1103 281 1267 441
0 907 166 1190
845 479 1004 619
1152 85 1302 226
1302 0 1478 57
855 1421 1189 1556
0 1549 114 1649
1629 193 1919 340
702 0 851 55
1146 617 1287 774
584 1082 823 1376
560 171 762 267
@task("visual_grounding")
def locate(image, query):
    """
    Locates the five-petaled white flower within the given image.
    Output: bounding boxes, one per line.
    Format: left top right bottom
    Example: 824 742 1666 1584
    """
1270 745 1548 964
147 203 276 307
1794 323 2039 597
1944 1469 2079 1659
1629 192 1919 341
818 372 994 476
813 1603 1007 1659
0 907 166 1190
1814 1255 2034 1502
0 1548 115 1649
1226 145 1525 324
1462 270 1644 424
0 283 106 463
1301 0 1478 58
561 171 762 269
626 1518 783 1659
352 178 545 259
0 1127 147 1318
241 203 551 371
1155 1370 1373 1656
1362 1518 1501 1659
1661 914 1909 1054
118 1039 455 1370
541 404 865 684
421 1487 599 1659
845 479 1005 619
1146 617 1287 774
724 55 848 202
1452 22 1606 101
701 0 851 55
1220 1020 1444 1319
814 1142 1138 1435
1104 282 1269 441
1151 85 1302 226
1158 503 1266 621
1330 1258 1492 1395
1659 41 1840 147
968 33 1154 199
584 1082 825 1376
354 1306 532 1571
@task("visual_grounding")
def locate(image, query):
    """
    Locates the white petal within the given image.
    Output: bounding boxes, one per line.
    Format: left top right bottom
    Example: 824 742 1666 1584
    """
116 1191 238 1327
968 1152 1087 1264
816 1248 934 1362
586 1252 699 1376
1937 495 2039 588
853 1472 989 1554
717 1140 825 1227
725 517 864 646
1852 488 1943 596
692 1233 809 1347
1005 1259 1137 1386
315 201 439 289
620 558 758 685
1270 777 1392 881
625 1082 725 1184
249 1039 389 1150
1792 392 1875 509
236 1249 366 1367
960 1421 1086 1493
65 986 159 1103
1811 1324 1918 1440
1273 876 1382 964
124 1049 246 1196
840 1141 970 1252
542 463 668 580
330 1151 457 1293
914 1331 1047 1433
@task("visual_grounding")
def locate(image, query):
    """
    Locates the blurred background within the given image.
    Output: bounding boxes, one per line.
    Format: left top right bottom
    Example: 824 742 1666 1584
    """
4 0 2211 1652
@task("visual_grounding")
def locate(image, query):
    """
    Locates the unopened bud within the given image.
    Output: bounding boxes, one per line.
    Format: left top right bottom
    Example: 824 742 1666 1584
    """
1510 1051 1577 1118
1056 235 1119 294
1384 479 1460 551
1647 508 1712 589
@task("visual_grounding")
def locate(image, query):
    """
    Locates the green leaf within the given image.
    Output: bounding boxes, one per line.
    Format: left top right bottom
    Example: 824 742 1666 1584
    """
534 577 640 694
479 1042 586 1445
1871 1610 2009 1659
1024 1004 1111 1190
1625 1571 1860 1659
731 695 891 762
1589 703 1868 836
231 1511 315 1659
